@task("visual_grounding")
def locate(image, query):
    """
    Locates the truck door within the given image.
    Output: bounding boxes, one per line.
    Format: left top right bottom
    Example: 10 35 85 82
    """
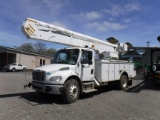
81 50 94 81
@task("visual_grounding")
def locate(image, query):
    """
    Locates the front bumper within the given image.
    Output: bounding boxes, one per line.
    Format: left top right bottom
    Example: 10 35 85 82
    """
31 81 63 94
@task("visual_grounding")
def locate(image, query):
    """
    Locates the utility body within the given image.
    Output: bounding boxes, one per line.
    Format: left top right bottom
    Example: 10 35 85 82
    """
22 18 136 103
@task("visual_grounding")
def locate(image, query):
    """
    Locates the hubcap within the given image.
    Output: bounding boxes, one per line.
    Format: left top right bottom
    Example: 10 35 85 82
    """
122 78 127 88
69 85 78 99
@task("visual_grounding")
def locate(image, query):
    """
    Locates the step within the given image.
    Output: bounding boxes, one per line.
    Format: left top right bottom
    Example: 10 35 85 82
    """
82 82 94 85
83 89 97 93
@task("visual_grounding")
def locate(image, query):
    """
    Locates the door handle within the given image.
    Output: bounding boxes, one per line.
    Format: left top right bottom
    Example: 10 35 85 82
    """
91 69 94 74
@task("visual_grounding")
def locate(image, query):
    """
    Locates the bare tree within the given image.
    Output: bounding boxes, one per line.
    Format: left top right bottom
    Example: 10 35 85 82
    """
34 42 47 54
14 43 34 52
43 48 57 57
14 42 56 57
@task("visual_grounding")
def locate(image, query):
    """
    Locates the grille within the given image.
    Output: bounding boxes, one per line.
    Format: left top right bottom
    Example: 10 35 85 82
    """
32 70 46 81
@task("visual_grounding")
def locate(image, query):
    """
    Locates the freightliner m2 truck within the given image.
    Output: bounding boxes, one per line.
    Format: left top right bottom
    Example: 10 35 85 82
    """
22 18 136 103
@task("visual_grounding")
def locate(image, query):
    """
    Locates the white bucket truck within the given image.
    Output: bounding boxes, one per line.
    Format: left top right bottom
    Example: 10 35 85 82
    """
22 18 136 103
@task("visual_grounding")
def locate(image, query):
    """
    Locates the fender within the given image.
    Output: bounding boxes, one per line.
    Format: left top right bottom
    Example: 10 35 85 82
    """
119 70 132 86
50 70 83 94
119 70 129 78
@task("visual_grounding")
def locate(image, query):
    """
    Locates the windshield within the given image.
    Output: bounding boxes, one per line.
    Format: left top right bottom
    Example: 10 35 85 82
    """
53 49 79 65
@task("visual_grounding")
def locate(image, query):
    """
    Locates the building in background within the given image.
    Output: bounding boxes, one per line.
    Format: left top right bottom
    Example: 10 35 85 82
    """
121 47 160 65
0 46 52 70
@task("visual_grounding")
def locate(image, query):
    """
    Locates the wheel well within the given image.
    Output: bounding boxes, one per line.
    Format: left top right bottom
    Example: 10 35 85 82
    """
65 75 82 94
121 72 128 79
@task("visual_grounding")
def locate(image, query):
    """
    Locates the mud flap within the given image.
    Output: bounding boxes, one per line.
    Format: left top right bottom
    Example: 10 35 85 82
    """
128 80 132 86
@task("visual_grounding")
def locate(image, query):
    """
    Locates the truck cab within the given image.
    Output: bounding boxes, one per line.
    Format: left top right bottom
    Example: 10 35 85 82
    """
32 47 95 103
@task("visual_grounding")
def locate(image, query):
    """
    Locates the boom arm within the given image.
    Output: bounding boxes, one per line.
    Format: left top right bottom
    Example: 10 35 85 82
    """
21 18 127 58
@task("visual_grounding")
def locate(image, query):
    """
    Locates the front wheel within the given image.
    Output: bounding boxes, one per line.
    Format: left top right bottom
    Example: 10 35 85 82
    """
62 79 80 103
118 75 128 90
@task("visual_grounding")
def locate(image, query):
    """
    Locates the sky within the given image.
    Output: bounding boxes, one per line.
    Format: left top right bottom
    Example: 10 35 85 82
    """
0 0 160 50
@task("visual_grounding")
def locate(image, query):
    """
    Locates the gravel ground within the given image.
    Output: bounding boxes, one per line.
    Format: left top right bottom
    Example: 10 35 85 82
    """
0 71 160 120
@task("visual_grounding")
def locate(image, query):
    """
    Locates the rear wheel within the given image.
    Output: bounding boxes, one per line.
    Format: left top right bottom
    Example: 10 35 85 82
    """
23 67 25 71
12 68 16 72
118 75 128 90
62 79 80 103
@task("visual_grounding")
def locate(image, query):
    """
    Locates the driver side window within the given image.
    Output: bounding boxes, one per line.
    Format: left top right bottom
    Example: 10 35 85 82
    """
81 50 92 64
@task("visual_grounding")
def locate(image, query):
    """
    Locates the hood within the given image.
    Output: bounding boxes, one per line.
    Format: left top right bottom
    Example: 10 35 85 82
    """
34 64 75 72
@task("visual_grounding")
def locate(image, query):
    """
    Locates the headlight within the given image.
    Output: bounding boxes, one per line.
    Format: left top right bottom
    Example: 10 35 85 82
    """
46 72 51 75
49 76 62 81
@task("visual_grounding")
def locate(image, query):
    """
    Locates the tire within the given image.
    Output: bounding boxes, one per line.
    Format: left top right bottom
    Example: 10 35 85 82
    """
23 68 25 71
62 79 80 103
118 75 128 90
12 68 16 72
